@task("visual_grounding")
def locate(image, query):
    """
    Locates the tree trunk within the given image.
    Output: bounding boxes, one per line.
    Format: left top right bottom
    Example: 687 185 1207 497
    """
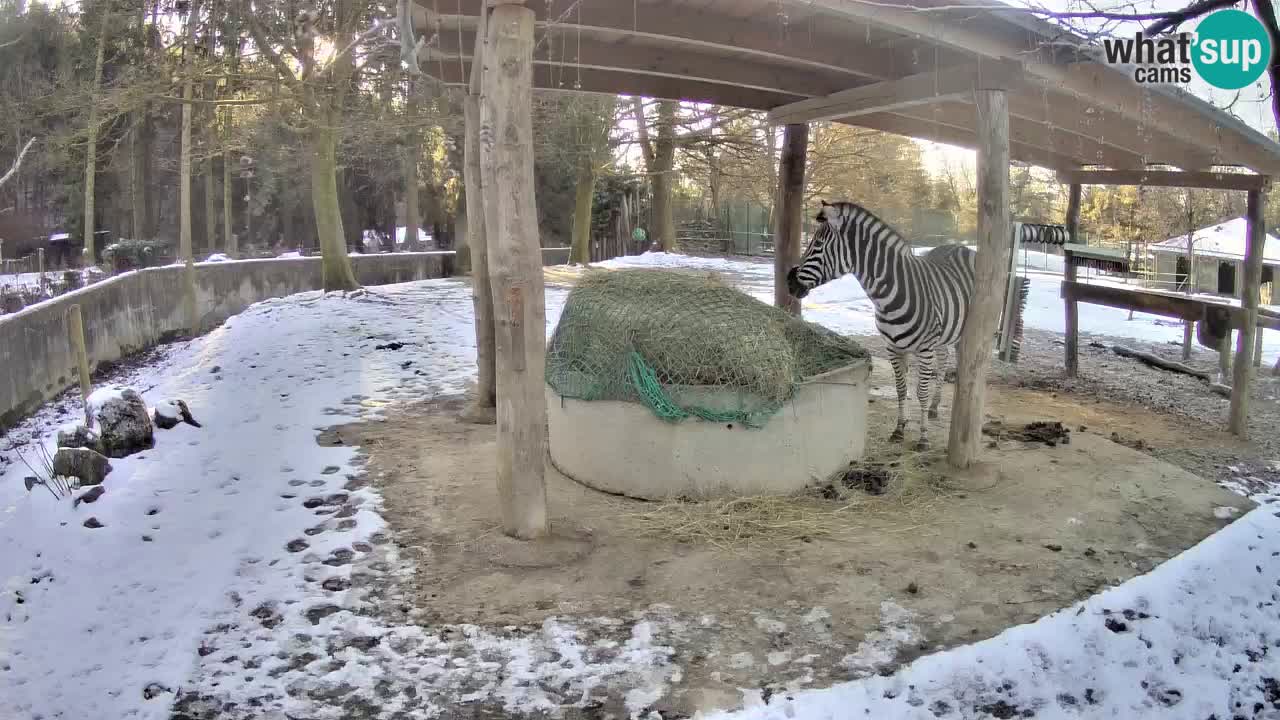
569 155 595 264
223 126 234 255
480 3 548 540
310 124 359 291
652 100 677 252
82 10 110 265
774 123 808 315
403 77 421 252
1182 190 1196 360
1229 188 1267 437
179 0 201 332
462 5 495 419
948 89 1010 470
1063 184 1082 377
130 114 146 239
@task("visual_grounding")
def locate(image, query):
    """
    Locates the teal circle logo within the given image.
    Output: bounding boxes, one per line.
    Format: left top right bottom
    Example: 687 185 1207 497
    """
1192 9 1272 90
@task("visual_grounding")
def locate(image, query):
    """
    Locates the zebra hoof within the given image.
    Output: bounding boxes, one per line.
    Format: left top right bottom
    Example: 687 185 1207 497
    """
928 409 939 420
888 428 905 443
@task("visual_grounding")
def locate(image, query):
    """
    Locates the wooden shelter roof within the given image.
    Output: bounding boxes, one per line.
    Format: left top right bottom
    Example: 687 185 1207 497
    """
412 0 1280 177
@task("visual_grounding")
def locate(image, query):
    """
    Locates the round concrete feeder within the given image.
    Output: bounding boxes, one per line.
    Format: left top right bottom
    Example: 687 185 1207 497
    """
546 359 872 500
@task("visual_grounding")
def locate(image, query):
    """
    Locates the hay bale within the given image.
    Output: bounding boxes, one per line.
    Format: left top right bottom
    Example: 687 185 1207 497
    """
546 268 867 426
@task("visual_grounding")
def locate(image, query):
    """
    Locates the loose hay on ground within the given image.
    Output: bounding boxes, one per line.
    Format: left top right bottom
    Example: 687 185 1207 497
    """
615 447 957 550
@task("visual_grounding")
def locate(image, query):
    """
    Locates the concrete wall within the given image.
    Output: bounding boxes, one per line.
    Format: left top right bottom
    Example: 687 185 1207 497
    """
1 249 569 430
547 361 872 500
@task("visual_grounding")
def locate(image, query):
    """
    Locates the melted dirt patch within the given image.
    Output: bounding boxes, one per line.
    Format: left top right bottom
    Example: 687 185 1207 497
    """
341 375 1252 717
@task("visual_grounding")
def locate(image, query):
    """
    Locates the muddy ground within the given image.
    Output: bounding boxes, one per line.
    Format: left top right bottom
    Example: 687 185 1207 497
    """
346 353 1252 717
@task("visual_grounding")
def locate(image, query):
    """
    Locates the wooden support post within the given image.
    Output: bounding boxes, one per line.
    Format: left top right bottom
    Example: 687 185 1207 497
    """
1063 183 1082 377
774 122 808 316
1255 328 1265 368
67 304 92 428
1229 187 1267 437
37 247 45 294
948 89 1011 470
1219 330 1232 382
480 2 548 540
462 7 496 422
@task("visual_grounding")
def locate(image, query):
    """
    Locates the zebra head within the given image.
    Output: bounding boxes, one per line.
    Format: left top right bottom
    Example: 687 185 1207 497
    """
787 199 857 299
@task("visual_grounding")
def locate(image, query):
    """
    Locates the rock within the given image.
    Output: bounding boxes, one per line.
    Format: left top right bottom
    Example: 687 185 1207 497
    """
57 424 103 454
53 447 112 486
83 517 104 529
153 399 201 430
91 388 154 457
73 486 106 507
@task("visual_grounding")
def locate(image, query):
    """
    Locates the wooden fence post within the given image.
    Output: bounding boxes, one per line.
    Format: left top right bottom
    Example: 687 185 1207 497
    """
480 2 548 539
1229 186 1267 436
1063 183 1082 377
948 89 1011 469
37 247 45 294
67 304 93 427
774 123 808 316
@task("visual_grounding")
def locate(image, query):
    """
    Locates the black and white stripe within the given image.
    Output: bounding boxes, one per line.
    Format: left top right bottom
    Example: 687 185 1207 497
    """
786 200 975 449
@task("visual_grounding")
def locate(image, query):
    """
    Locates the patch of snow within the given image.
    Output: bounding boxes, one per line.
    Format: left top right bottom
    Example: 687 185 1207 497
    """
839 601 921 676
85 384 128 416
1213 506 1241 519
707 507 1280 720
277 250 302 258
153 399 181 421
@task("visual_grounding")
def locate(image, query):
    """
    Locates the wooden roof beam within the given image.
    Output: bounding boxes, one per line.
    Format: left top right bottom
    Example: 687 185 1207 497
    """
767 59 1024 125
423 59 806 109
845 112 1081 172
888 102 1144 169
1056 169 1272 191
418 5 897 85
423 36 847 98
1004 92 1216 171
793 0 1280 175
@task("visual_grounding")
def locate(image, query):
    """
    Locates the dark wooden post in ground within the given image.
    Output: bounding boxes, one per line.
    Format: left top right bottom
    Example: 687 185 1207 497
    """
480 2 548 539
462 8 496 422
1229 186 1268 437
1063 182 1082 378
948 88 1011 469
774 123 808 316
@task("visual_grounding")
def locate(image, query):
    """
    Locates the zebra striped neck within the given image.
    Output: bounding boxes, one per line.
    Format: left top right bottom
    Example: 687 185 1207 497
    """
837 221 915 308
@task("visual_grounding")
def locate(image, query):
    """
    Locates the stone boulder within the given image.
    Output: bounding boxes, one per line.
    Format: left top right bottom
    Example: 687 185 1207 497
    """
57 424 104 454
53 447 112 487
90 387 154 458
153 399 201 430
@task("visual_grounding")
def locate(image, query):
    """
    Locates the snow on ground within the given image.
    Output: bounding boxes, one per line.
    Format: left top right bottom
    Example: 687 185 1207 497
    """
708 504 1280 720
597 252 1280 367
1 252 1278 719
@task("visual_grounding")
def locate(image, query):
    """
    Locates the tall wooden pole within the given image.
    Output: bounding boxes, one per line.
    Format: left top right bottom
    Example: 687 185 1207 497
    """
1229 186 1268 437
774 123 808 316
948 89 1011 470
1063 183 1082 377
463 7 496 420
480 2 548 539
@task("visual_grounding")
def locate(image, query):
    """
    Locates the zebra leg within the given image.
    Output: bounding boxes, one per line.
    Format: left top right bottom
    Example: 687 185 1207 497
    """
888 351 909 443
914 349 937 451
929 347 949 420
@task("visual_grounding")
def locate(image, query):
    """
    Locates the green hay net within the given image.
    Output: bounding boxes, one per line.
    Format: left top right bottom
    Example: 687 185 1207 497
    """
545 268 869 428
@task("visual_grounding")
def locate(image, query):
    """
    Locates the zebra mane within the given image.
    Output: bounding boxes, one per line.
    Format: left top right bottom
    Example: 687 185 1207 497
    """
820 200 913 255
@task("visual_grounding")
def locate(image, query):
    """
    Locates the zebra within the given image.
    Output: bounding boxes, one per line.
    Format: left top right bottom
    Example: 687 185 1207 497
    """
786 200 976 450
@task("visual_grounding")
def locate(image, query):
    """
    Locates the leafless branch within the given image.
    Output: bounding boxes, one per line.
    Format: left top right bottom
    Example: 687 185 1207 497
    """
0 137 35 190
